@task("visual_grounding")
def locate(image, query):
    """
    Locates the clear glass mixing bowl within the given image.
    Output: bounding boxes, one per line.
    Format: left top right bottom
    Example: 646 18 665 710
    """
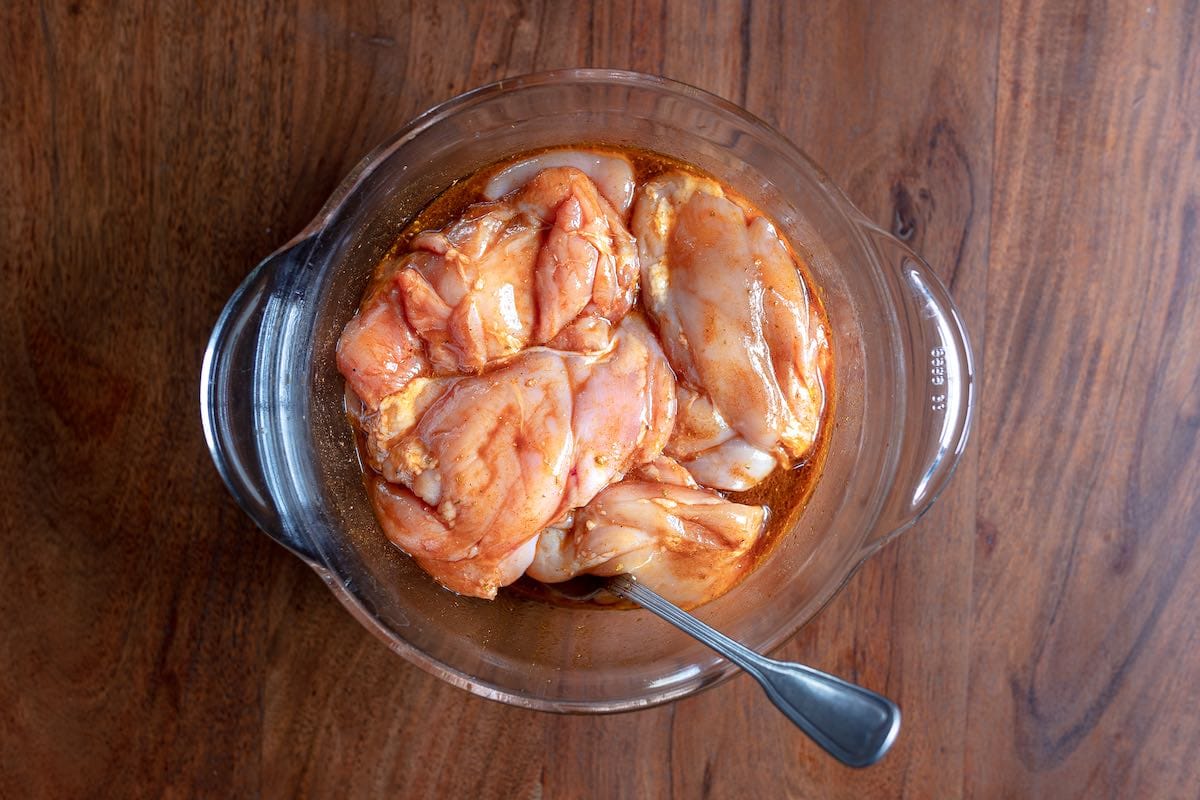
201 69 974 712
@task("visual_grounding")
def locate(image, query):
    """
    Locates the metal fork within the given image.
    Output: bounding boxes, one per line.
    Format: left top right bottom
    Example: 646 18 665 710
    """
609 574 901 768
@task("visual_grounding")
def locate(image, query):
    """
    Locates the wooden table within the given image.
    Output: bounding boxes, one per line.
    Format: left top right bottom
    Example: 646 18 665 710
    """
4 2 1197 796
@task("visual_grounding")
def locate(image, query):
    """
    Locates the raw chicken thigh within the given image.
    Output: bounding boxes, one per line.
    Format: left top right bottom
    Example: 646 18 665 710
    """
632 171 828 490
557 315 677 512
527 457 766 608
336 282 429 411
337 165 637 402
337 151 829 606
404 166 638 368
665 385 779 491
364 315 676 599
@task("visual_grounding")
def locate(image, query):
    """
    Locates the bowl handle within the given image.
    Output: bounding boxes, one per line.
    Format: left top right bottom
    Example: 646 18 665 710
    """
200 241 320 563
859 225 975 553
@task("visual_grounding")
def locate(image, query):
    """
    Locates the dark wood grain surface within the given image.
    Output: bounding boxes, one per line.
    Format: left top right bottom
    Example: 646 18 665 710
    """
3 1 1197 797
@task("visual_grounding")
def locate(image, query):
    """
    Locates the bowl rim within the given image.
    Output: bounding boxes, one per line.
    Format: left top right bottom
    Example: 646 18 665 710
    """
294 69 846 251
225 68 963 713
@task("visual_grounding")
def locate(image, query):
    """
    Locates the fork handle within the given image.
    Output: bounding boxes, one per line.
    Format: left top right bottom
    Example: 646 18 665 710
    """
611 576 901 768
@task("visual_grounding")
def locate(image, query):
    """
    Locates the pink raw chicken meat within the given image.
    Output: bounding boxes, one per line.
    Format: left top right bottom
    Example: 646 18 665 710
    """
403 167 638 369
365 315 676 599
335 159 830 606
632 171 829 491
336 166 639 412
335 281 429 412
526 456 767 608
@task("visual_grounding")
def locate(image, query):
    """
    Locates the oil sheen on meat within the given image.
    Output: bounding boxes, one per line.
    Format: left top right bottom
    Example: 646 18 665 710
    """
336 147 831 607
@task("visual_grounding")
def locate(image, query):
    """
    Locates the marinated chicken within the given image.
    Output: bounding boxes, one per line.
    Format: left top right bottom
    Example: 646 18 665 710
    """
337 283 429 411
527 458 766 607
483 149 636 216
632 171 828 490
338 148 830 607
364 315 676 599
337 165 637 403
666 385 779 491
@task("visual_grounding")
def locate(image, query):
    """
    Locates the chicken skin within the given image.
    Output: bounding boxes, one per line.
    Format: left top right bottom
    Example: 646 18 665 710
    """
527 462 766 608
364 315 675 598
632 171 828 490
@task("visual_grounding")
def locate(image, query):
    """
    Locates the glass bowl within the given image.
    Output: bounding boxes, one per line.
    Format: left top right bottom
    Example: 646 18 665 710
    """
201 69 974 712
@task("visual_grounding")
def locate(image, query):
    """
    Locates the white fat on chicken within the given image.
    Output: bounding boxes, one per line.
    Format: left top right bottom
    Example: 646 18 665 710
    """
484 149 637 217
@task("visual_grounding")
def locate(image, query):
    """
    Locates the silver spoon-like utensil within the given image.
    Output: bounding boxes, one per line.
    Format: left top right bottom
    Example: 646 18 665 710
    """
607 574 901 768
